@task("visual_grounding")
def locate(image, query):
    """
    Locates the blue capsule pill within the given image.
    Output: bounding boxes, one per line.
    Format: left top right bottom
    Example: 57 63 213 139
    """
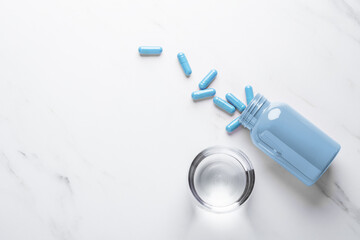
192 88 216 100
213 96 235 114
199 69 217 90
138 46 163 55
245 85 254 105
225 93 246 112
226 117 241 133
177 52 192 76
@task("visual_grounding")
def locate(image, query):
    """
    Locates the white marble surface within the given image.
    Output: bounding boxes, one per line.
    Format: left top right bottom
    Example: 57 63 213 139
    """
1 0 360 239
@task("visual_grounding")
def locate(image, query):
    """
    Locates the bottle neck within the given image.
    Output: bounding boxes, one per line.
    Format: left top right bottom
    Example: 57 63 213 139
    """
239 94 270 130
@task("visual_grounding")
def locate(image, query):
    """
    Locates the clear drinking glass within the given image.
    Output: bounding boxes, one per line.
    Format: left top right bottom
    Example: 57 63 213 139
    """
188 146 255 213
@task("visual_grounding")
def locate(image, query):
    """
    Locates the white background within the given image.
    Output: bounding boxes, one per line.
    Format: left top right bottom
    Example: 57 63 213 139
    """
1 0 360 239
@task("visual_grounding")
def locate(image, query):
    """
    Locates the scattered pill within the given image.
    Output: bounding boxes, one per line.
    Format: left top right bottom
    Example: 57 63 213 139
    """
199 69 217 90
245 85 254 105
177 52 192 76
138 46 163 55
226 117 241 133
192 88 216 100
213 96 235 114
226 93 246 112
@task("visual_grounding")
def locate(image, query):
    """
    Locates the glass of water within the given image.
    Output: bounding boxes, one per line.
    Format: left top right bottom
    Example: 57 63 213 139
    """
188 146 255 213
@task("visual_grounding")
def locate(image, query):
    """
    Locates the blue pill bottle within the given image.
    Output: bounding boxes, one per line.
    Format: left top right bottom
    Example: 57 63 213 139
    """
239 94 341 186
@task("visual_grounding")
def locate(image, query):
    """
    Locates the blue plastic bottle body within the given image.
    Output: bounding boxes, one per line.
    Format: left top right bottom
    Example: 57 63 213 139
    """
177 53 192 76
239 94 341 186
138 46 163 55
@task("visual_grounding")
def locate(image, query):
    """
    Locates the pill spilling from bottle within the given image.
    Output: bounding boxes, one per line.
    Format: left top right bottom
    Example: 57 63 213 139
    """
199 69 217 90
226 117 241 133
213 96 236 115
137 45 255 133
192 89 216 100
226 93 246 113
177 52 192 77
245 85 254 104
138 46 163 55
